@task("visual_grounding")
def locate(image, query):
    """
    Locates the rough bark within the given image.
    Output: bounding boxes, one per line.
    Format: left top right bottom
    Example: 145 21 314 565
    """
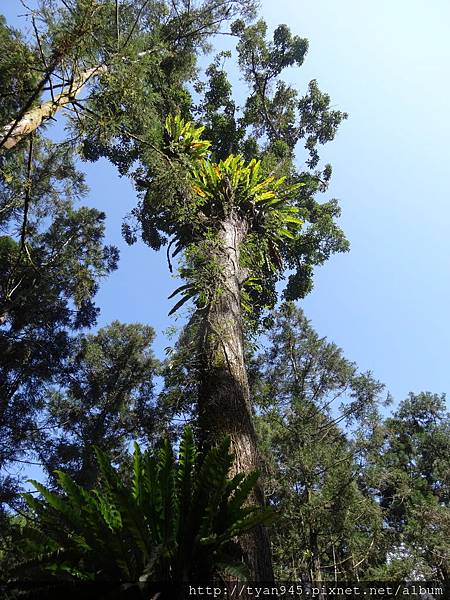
310 529 322 582
197 211 273 581
0 66 106 151
0 49 156 152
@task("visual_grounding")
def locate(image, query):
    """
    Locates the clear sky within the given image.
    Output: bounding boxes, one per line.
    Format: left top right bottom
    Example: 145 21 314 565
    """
266 0 450 405
2 0 450 406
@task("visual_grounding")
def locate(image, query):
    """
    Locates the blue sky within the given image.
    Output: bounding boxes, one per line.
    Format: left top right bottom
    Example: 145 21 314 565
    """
265 0 450 405
3 0 450 406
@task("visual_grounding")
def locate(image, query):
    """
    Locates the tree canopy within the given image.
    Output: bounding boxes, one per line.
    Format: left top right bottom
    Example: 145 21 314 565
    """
0 0 448 592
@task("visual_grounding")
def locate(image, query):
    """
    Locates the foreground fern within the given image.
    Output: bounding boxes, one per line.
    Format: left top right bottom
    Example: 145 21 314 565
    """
14 428 274 589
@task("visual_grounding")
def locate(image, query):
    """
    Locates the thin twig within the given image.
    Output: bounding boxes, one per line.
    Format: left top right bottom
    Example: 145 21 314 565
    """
115 0 120 49
11 458 45 466
19 134 34 253
71 99 174 166
60 0 75 15
31 16 56 103
122 0 151 50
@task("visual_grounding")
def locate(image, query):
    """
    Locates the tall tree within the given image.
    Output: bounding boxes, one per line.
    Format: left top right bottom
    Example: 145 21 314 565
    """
0 0 256 151
35 321 159 489
1 4 349 580
120 17 349 573
0 17 120 516
250 303 385 581
104 17 349 576
365 392 450 581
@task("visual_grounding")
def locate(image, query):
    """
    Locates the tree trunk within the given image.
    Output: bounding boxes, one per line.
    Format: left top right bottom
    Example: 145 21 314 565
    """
310 529 325 599
0 50 155 152
196 211 273 581
0 66 106 151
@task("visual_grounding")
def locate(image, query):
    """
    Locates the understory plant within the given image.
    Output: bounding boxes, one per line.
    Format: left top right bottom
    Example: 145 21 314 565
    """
8 427 274 596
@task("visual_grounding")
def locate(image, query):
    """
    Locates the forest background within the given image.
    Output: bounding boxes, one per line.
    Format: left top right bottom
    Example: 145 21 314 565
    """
0 0 449 590
4 0 450 398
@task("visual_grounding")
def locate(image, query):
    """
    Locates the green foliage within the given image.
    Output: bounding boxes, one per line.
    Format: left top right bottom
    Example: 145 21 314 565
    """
232 20 346 167
364 392 450 581
165 114 211 160
128 19 349 325
156 306 450 583
141 116 307 318
0 121 118 517
77 0 257 172
9 428 274 588
0 17 40 124
34 321 160 489
0 194 118 517
252 303 386 581
194 21 350 302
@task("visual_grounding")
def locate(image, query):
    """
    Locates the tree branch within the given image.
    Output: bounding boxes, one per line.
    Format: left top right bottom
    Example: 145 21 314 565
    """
19 134 34 253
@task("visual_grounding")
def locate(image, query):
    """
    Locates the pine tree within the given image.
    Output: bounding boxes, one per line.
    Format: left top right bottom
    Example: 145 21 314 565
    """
0 153 118 521
366 392 450 581
35 321 159 489
118 19 349 574
0 0 254 524
1 4 349 580
249 303 385 581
